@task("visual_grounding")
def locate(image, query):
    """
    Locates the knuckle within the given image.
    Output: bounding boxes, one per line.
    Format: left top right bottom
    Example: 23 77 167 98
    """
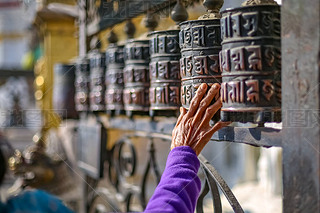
199 101 207 109
206 106 214 114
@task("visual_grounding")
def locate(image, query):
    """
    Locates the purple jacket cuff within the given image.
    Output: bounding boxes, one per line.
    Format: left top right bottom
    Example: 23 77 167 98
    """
145 146 201 213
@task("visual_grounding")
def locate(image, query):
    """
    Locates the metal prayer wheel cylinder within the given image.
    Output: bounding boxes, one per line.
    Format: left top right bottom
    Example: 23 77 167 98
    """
53 63 78 119
220 4 281 123
123 39 150 117
105 43 125 115
179 19 222 114
148 30 181 117
89 50 106 112
75 57 90 112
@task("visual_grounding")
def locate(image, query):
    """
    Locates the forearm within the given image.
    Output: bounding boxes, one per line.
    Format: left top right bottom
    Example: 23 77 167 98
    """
144 146 201 213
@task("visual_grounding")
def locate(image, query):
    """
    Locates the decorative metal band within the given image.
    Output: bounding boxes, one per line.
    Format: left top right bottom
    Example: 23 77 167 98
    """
75 59 90 112
89 51 106 112
179 19 222 111
124 39 150 114
220 5 281 123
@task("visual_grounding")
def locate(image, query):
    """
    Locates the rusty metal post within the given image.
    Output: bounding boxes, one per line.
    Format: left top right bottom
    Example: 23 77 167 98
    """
282 0 320 212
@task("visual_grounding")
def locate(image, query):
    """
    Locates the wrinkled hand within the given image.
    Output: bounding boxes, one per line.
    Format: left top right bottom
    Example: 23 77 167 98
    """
171 83 228 156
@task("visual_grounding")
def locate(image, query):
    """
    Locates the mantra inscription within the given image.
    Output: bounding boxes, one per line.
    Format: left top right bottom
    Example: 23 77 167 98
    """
105 89 123 110
89 51 106 112
149 32 180 56
220 4 281 123
179 23 221 49
148 30 181 114
105 44 125 112
149 84 180 109
75 58 90 112
123 88 149 111
181 79 222 107
124 39 150 114
150 61 180 80
220 44 281 73
125 41 150 61
179 19 222 110
221 79 281 105
124 66 149 84
180 54 220 78
221 7 280 40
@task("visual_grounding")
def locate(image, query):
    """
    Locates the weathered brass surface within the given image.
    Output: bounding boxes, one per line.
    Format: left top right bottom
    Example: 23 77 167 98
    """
105 43 125 115
148 30 181 117
89 49 106 112
220 3 281 123
75 57 90 112
179 19 222 124
123 39 150 117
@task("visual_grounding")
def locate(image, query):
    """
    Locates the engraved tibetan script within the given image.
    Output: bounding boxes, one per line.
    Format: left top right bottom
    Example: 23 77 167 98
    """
220 45 262 72
221 80 261 104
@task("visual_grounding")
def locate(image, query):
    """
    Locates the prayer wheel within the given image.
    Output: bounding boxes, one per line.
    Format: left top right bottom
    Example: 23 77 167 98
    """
123 20 150 117
220 0 281 123
148 2 188 117
105 31 125 116
89 38 106 112
179 0 223 121
75 57 90 112
123 39 150 117
53 63 78 119
149 30 181 117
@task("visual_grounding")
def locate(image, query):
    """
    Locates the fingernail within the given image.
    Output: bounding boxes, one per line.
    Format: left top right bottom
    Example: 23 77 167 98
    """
201 84 207 89
212 84 220 90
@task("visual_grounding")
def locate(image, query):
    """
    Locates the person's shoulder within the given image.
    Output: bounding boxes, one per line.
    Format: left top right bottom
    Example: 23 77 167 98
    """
6 189 73 213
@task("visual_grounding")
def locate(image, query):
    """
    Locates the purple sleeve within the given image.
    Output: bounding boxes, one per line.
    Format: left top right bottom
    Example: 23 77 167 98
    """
144 146 201 213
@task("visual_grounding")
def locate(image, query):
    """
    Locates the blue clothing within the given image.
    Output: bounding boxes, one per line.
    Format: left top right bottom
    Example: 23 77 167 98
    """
145 146 201 213
0 189 73 213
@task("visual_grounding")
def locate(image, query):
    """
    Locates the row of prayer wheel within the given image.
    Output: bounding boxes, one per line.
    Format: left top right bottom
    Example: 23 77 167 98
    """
72 0 281 123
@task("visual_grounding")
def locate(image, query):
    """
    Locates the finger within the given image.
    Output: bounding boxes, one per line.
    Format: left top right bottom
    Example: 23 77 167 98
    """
185 83 207 118
206 121 230 136
192 83 220 125
176 107 187 126
192 139 210 156
194 121 231 156
200 99 222 127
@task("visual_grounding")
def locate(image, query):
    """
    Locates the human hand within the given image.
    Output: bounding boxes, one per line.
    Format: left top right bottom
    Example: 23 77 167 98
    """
171 83 229 156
